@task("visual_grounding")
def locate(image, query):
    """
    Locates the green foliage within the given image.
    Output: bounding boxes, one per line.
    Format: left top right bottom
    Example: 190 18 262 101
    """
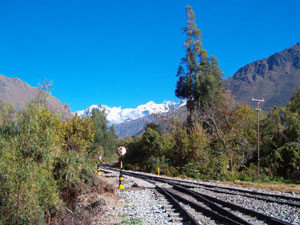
90 108 118 161
123 127 169 172
63 114 94 152
0 101 98 224
183 153 228 180
273 144 300 176
0 103 63 224
145 122 162 135
261 88 300 179
53 150 95 203
287 88 300 114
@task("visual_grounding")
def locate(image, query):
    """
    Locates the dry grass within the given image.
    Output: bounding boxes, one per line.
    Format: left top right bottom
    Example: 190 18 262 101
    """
218 180 300 194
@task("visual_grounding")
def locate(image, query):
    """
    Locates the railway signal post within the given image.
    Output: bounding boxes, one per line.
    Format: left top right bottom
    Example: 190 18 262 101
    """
97 155 102 175
118 146 126 190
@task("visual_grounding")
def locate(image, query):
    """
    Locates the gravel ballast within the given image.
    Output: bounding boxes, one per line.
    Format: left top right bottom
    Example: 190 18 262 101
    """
116 174 184 225
103 168 300 224
118 189 183 225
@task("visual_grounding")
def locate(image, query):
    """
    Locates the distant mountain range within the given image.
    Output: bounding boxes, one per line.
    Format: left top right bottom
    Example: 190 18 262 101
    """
75 100 186 138
113 105 187 138
0 74 71 118
1 42 299 138
226 42 300 110
75 100 186 125
75 42 300 138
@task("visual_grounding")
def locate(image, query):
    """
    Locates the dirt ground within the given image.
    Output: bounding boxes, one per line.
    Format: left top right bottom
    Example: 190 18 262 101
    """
71 172 126 225
92 173 126 225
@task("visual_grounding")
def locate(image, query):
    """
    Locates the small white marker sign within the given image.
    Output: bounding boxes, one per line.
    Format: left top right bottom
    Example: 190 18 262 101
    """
118 146 126 156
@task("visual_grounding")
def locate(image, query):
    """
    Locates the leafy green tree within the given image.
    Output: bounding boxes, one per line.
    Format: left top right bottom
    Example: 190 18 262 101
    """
196 90 258 171
91 108 107 145
145 122 162 135
261 88 300 178
63 114 94 152
105 125 118 159
90 108 118 160
142 126 165 157
287 88 300 114
286 88 300 143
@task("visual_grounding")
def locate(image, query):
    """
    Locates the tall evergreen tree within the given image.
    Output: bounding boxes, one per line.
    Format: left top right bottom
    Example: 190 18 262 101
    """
175 5 202 127
175 5 224 127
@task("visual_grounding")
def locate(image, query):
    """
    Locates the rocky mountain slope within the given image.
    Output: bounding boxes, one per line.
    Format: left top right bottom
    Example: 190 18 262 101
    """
0 74 71 118
226 43 300 110
114 106 187 138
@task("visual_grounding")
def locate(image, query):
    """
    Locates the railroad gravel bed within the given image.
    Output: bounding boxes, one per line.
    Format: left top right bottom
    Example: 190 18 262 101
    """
116 175 184 225
117 189 185 225
103 168 300 224
167 188 220 225
192 187 300 224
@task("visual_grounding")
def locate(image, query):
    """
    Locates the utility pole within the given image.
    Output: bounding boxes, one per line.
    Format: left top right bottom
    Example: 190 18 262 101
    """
252 98 264 181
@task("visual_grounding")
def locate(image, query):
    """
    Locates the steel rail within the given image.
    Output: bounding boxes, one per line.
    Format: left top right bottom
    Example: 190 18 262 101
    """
200 186 300 208
117 172 251 224
116 168 300 204
164 181 300 208
156 186 201 225
173 183 291 225
169 178 300 202
157 186 246 225
117 170 295 225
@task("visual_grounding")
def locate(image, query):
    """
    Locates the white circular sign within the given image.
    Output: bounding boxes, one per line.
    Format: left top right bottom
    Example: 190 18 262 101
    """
118 146 126 156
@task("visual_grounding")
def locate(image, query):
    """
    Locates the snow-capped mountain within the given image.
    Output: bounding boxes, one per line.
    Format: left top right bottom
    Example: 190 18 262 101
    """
75 100 186 125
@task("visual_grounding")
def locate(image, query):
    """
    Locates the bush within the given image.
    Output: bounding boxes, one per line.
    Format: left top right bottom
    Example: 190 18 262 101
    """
53 150 95 203
0 102 99 223
0 103 63 224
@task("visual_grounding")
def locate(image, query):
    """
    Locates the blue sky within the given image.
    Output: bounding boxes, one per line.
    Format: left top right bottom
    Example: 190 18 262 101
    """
0 0 299 111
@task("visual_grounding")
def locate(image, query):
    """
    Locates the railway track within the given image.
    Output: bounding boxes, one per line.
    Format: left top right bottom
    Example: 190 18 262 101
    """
101 167 300 224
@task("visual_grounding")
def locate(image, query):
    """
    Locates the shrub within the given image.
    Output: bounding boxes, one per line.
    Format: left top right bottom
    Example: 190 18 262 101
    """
0 102 99 223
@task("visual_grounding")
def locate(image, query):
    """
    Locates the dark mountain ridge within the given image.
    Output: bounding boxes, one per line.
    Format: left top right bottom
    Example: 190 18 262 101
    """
226 42 300 110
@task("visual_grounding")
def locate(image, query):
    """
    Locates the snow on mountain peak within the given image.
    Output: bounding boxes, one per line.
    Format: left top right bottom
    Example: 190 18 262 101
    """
75 100 186 125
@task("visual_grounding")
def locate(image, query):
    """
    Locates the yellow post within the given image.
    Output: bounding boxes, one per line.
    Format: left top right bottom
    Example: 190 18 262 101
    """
97 160 101 175
119 158 125 189
157 167 160 176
